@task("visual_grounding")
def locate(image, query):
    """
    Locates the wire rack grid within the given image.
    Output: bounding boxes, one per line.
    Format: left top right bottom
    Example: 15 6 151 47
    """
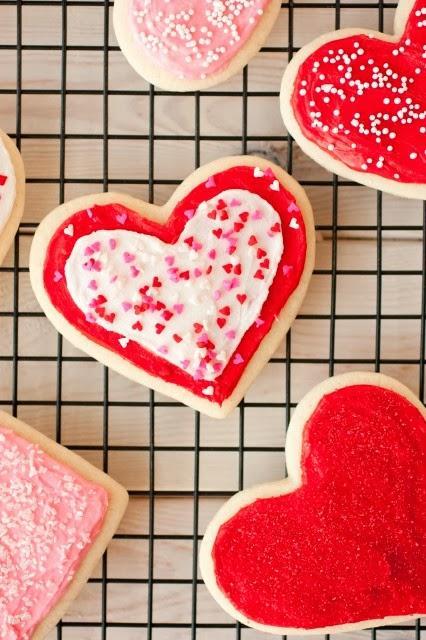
0 0 425 638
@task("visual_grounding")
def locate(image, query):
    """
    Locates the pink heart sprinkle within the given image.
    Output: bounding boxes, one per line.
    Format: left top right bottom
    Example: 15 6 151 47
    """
225 330 236 340
252 209 263 220
84 246 94 256
130 265 140 278
205 176 216 188
116 212 127 225
264 167 274 178
184 209 195 219
165 255 175 266
109 238 117 250
85 312 97 323
194 268 202 277
53 271 63 282
208 249 216 259
88 280 98 290
282 264 293 276
193 241 203 251
233 353 244 365
288 201 300 213
110 275 118 283
123 252 135 263
255 317 265 327
213 290 221 301
158 345 169 354
122 301 132 311
92 241 101 252
230 198 242 207
181 359 190 369
173 304 184 314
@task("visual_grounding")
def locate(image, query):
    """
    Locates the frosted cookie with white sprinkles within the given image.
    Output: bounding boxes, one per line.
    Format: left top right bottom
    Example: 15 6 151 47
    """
113 0 281 91
0 410 128 640
0 127 25 265
281 0 426 198
29 156 315 418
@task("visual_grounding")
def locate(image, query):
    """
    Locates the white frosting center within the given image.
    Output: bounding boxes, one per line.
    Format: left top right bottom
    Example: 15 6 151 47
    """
65 189 283 385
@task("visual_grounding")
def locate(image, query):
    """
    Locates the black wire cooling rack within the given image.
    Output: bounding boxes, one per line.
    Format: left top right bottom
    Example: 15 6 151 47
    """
0 0 425 638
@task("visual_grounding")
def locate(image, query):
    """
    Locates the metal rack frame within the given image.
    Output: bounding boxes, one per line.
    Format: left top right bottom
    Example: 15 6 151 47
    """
0 0 425 637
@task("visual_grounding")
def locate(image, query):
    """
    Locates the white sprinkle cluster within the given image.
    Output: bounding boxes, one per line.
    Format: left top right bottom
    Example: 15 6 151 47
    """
131 0 267 78
0 428 107 639
298 33 426 178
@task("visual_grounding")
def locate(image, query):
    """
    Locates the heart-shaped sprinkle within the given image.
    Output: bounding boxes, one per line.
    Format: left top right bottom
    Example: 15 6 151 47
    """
53 270 63 283
116 212 127 225
64 224 74 237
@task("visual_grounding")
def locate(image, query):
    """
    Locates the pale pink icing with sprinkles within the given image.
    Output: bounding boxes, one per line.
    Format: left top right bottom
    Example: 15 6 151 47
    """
64 188 284 391
129 0 272 80
0 427 108 639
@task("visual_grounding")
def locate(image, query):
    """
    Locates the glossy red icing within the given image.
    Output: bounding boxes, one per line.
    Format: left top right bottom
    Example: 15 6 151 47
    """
291 0 426 182
212 385 426 628
43 166 307 404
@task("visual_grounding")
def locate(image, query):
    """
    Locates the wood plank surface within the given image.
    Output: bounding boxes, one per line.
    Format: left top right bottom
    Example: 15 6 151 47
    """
0 1 425 637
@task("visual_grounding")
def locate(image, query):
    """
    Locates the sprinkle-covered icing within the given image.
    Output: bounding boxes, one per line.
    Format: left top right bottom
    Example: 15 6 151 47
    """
43 165 308 404
129 0 272 80
0 427 108 640
65 189 283 385
212 385 426 629
0 137 16 234
291 0 426 182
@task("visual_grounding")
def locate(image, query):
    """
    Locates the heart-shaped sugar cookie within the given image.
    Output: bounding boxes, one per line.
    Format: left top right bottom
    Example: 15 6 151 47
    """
113 0 282 90
0 127 25 265
200 372 426 633
30 157 315 418
281 0 426 198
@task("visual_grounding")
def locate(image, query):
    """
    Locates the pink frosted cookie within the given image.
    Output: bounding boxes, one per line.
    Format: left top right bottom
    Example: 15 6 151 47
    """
281 0 426 198
0 410 128 640
0 127 25 265
113 0 281 90
29 156 315 418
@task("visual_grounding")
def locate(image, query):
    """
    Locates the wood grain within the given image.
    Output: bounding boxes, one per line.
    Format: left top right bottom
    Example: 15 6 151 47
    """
0 1 425 637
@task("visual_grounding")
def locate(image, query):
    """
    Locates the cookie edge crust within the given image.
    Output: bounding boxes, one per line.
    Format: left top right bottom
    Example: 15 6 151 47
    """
279 0 426 199
29 155 315 419
199 371 426 634
0 409 128 640
113 0 282 91
0 128 25 266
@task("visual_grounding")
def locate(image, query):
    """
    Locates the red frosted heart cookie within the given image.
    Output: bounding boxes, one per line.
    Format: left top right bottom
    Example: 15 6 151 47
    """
113 0 281 91
200 372 426 633
0 127 25 265
29 157 315 418
0 410 127 640
281 0 426 198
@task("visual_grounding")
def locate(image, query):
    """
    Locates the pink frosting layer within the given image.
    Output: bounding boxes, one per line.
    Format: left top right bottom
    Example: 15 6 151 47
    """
129 0 272 80
0 426 109 639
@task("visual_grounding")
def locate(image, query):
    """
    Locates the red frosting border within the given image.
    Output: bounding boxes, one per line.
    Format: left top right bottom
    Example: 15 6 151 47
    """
43 166 307 404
